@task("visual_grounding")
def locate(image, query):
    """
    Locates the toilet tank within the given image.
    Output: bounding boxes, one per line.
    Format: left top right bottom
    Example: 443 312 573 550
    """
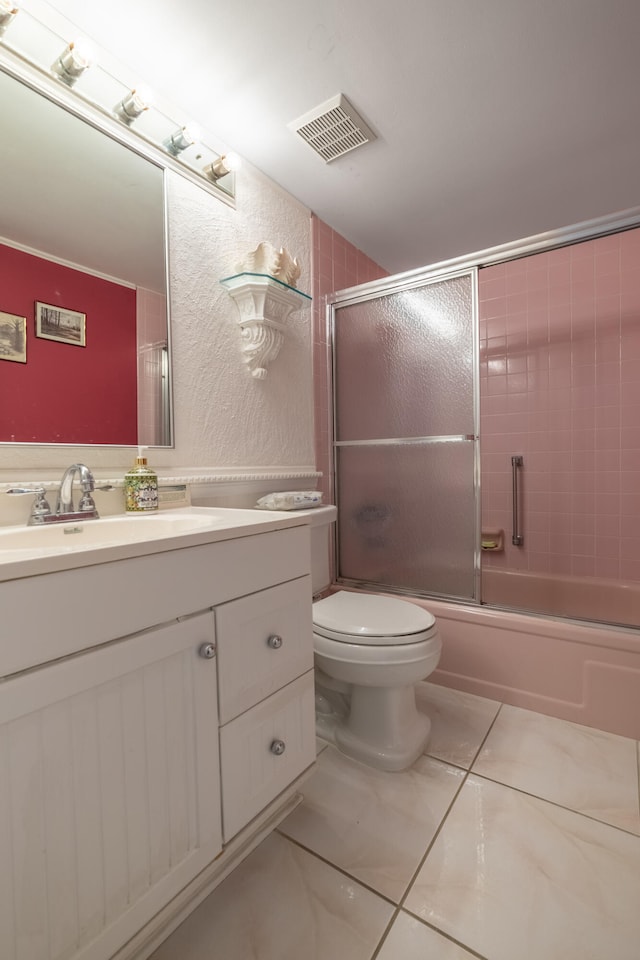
292 505 337 595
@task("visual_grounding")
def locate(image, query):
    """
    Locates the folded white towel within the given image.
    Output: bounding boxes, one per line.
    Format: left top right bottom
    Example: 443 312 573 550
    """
255 491 323 510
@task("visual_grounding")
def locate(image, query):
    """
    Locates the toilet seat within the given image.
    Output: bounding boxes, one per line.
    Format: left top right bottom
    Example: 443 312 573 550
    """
313 590 436 646
314 629 441 668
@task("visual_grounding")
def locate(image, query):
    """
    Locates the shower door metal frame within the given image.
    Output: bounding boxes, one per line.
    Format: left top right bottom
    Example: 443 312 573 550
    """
328 265 482 605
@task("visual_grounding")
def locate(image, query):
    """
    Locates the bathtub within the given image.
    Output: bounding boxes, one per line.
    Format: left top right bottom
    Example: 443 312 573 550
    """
339 584 640 740
481 568 640 627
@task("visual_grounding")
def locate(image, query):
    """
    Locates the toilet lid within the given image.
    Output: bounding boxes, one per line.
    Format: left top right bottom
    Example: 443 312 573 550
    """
313 591 436 645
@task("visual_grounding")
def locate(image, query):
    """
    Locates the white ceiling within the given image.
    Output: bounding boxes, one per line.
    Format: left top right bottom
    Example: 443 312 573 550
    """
44 0 640 274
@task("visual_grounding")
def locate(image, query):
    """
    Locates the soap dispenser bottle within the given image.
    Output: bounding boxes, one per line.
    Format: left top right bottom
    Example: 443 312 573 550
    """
124 446 159 512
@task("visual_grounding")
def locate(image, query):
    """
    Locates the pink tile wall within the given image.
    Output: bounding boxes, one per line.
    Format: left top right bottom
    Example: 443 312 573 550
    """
311 214 388 501
480 227 640 582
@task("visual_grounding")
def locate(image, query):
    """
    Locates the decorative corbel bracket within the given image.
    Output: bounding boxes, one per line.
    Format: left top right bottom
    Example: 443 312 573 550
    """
220 271 311 379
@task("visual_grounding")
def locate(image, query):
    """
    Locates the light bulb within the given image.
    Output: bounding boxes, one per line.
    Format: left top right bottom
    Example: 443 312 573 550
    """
51 38 95 86
164 123 200 156
203 152 241 181
0 1 19 36
114 85 153 124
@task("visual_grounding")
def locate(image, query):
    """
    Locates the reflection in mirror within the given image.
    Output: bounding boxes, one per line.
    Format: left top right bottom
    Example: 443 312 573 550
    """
0 68 170 446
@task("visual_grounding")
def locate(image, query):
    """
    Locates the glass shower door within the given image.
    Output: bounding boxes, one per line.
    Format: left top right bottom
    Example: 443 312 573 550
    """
332 271 479 602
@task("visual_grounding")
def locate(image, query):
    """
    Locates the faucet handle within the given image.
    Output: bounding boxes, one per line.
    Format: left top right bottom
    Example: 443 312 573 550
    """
6 486 52 524
78 491 96 513
6 486 46 495
31 488 52 519
78 483 114 514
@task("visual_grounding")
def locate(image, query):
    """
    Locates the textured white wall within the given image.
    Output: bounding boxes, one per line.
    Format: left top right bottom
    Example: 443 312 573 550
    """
0 163 315 481
166 168 314 470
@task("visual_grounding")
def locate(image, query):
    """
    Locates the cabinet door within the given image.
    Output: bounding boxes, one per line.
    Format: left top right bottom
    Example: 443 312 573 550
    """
0 614 221 960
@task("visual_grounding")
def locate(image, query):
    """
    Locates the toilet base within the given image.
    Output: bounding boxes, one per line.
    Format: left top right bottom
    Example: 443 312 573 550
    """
315 688 348 744
316 680 431 772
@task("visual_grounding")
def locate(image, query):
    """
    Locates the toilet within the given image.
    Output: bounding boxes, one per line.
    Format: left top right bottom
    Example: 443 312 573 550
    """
300 505 441 772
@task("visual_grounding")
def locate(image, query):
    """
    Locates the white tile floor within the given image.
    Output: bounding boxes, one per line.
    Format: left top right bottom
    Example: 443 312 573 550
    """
149 683 640 960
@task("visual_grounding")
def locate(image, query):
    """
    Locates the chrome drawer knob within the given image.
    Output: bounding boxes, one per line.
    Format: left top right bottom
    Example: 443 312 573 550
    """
270 739 286 756
267 634 283 649
198 642 216 660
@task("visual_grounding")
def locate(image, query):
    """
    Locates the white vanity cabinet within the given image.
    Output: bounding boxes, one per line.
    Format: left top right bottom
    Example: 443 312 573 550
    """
0 519 315 960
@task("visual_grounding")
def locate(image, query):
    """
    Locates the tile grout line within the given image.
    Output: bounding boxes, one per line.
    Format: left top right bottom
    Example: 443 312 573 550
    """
395 703 505 914
469 700 505 765
365 770 491 960
368 701 508 959
273 829 398 908
367 908 402 960
403 913 493 960
421 700 505 772
367 896 491 960
467 771 640 841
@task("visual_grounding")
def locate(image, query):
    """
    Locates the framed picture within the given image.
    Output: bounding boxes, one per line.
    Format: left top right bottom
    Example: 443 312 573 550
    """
35 301 86 347
0 310 27 363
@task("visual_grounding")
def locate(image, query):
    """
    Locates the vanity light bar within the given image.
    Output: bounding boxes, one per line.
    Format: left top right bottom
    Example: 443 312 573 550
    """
0 6 237 204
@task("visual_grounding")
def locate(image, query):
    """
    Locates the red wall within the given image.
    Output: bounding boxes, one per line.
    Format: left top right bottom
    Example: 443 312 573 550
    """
0 242 137 444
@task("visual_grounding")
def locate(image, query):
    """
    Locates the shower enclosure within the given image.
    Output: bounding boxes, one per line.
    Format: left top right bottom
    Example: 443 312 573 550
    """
332 269 479 603
330 222 640 631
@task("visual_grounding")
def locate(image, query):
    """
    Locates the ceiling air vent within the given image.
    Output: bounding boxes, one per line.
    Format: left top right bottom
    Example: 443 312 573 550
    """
289 93 376 163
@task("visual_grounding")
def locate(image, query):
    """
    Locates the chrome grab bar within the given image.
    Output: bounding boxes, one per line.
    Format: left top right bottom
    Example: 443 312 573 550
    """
511 455 524 546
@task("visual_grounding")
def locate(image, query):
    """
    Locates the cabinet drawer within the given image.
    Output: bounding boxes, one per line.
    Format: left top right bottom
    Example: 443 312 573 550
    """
216 576 313 723
219 671 316 841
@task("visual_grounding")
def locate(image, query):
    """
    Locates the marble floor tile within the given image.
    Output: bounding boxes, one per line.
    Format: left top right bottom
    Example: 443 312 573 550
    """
278 743 465 902
404 774 640 960
472 704 640 834
416 681 501 768
148 832 393 960
377 911 482 959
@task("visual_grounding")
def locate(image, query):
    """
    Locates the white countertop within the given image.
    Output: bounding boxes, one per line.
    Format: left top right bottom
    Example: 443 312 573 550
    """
0 507 308 583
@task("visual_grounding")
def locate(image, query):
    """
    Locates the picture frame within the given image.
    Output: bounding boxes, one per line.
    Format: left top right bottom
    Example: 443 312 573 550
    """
0 310 27 363
35 301 86 347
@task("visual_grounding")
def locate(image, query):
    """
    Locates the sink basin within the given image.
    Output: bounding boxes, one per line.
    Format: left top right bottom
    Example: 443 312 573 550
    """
0 506 307 577
0 510 221 553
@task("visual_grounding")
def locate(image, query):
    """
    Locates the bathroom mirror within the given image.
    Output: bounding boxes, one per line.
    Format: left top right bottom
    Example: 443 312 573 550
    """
0 67 170 447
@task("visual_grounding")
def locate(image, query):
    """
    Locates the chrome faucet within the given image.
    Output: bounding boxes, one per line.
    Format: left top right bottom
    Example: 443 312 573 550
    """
6 464 113 525
55 463 99 518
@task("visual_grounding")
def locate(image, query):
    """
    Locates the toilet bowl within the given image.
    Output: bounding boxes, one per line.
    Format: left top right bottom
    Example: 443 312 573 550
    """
313 590 441 771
